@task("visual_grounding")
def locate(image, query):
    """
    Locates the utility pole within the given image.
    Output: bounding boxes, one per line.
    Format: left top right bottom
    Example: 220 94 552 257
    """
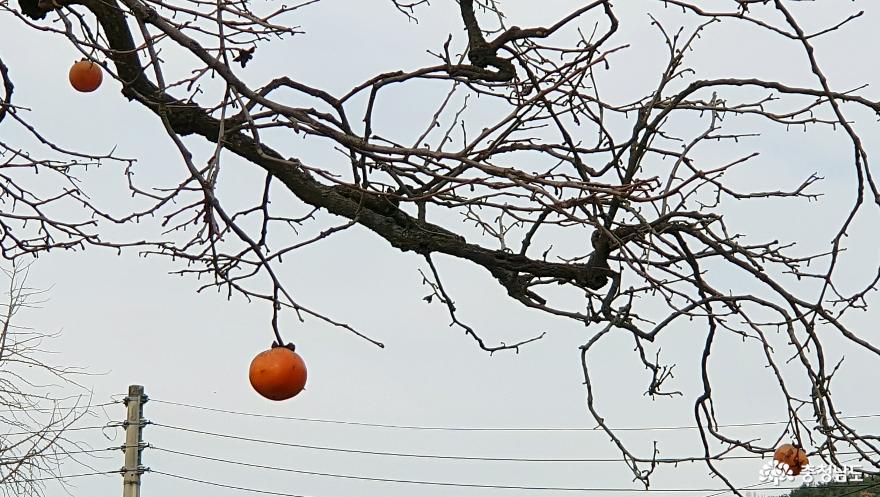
122 385 147 497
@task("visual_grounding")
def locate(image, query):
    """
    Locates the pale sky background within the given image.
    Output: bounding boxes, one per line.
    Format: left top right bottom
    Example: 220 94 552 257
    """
1 1 880 496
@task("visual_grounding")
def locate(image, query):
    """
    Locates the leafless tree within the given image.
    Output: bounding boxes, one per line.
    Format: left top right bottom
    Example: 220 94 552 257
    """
2 0 879 492
0 262 99 496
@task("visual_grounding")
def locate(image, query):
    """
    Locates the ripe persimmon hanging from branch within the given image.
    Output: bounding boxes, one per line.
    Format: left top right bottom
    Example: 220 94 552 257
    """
249 343 308 401
68 59 102 92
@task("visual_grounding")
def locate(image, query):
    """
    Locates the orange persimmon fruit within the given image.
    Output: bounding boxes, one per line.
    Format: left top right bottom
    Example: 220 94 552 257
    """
69 59 103 92
774 443 809 476
248 344 307 401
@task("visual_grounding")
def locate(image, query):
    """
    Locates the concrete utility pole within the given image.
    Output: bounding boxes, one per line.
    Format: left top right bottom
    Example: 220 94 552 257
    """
122 385 147 497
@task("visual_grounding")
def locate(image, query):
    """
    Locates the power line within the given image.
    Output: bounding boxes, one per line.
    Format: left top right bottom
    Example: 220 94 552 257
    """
31 470 121 482
151 422 639 462
0 401 120 414
1 424 119 437
153 470 306 496
717 480 880 497
141 394 880 495
0 446 120 463
150 422 868 464
149 399 880 433
701 481 767 497
700 456 875 497
150 399 599 432
150 465 805 494
700 480 880 497
5 470 120 483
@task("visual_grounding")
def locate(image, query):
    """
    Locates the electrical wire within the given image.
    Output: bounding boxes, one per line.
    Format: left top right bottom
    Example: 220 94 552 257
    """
3 470 120 483
0 402 120 413
150 422 868 464
700 455 875 497
144 398 880 494
148 424 879 494
788 455 880 497
0 401 120 414
113 397 880 495
149 399 880 433
0 446 120 463
150 422 641 462
149 465 806 494
150 399 601 431
0 424 119 437
152 470 306 496
701 481 767 497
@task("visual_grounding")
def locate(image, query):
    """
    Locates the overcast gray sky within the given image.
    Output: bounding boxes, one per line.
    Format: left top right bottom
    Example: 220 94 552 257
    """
1 1 880 496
